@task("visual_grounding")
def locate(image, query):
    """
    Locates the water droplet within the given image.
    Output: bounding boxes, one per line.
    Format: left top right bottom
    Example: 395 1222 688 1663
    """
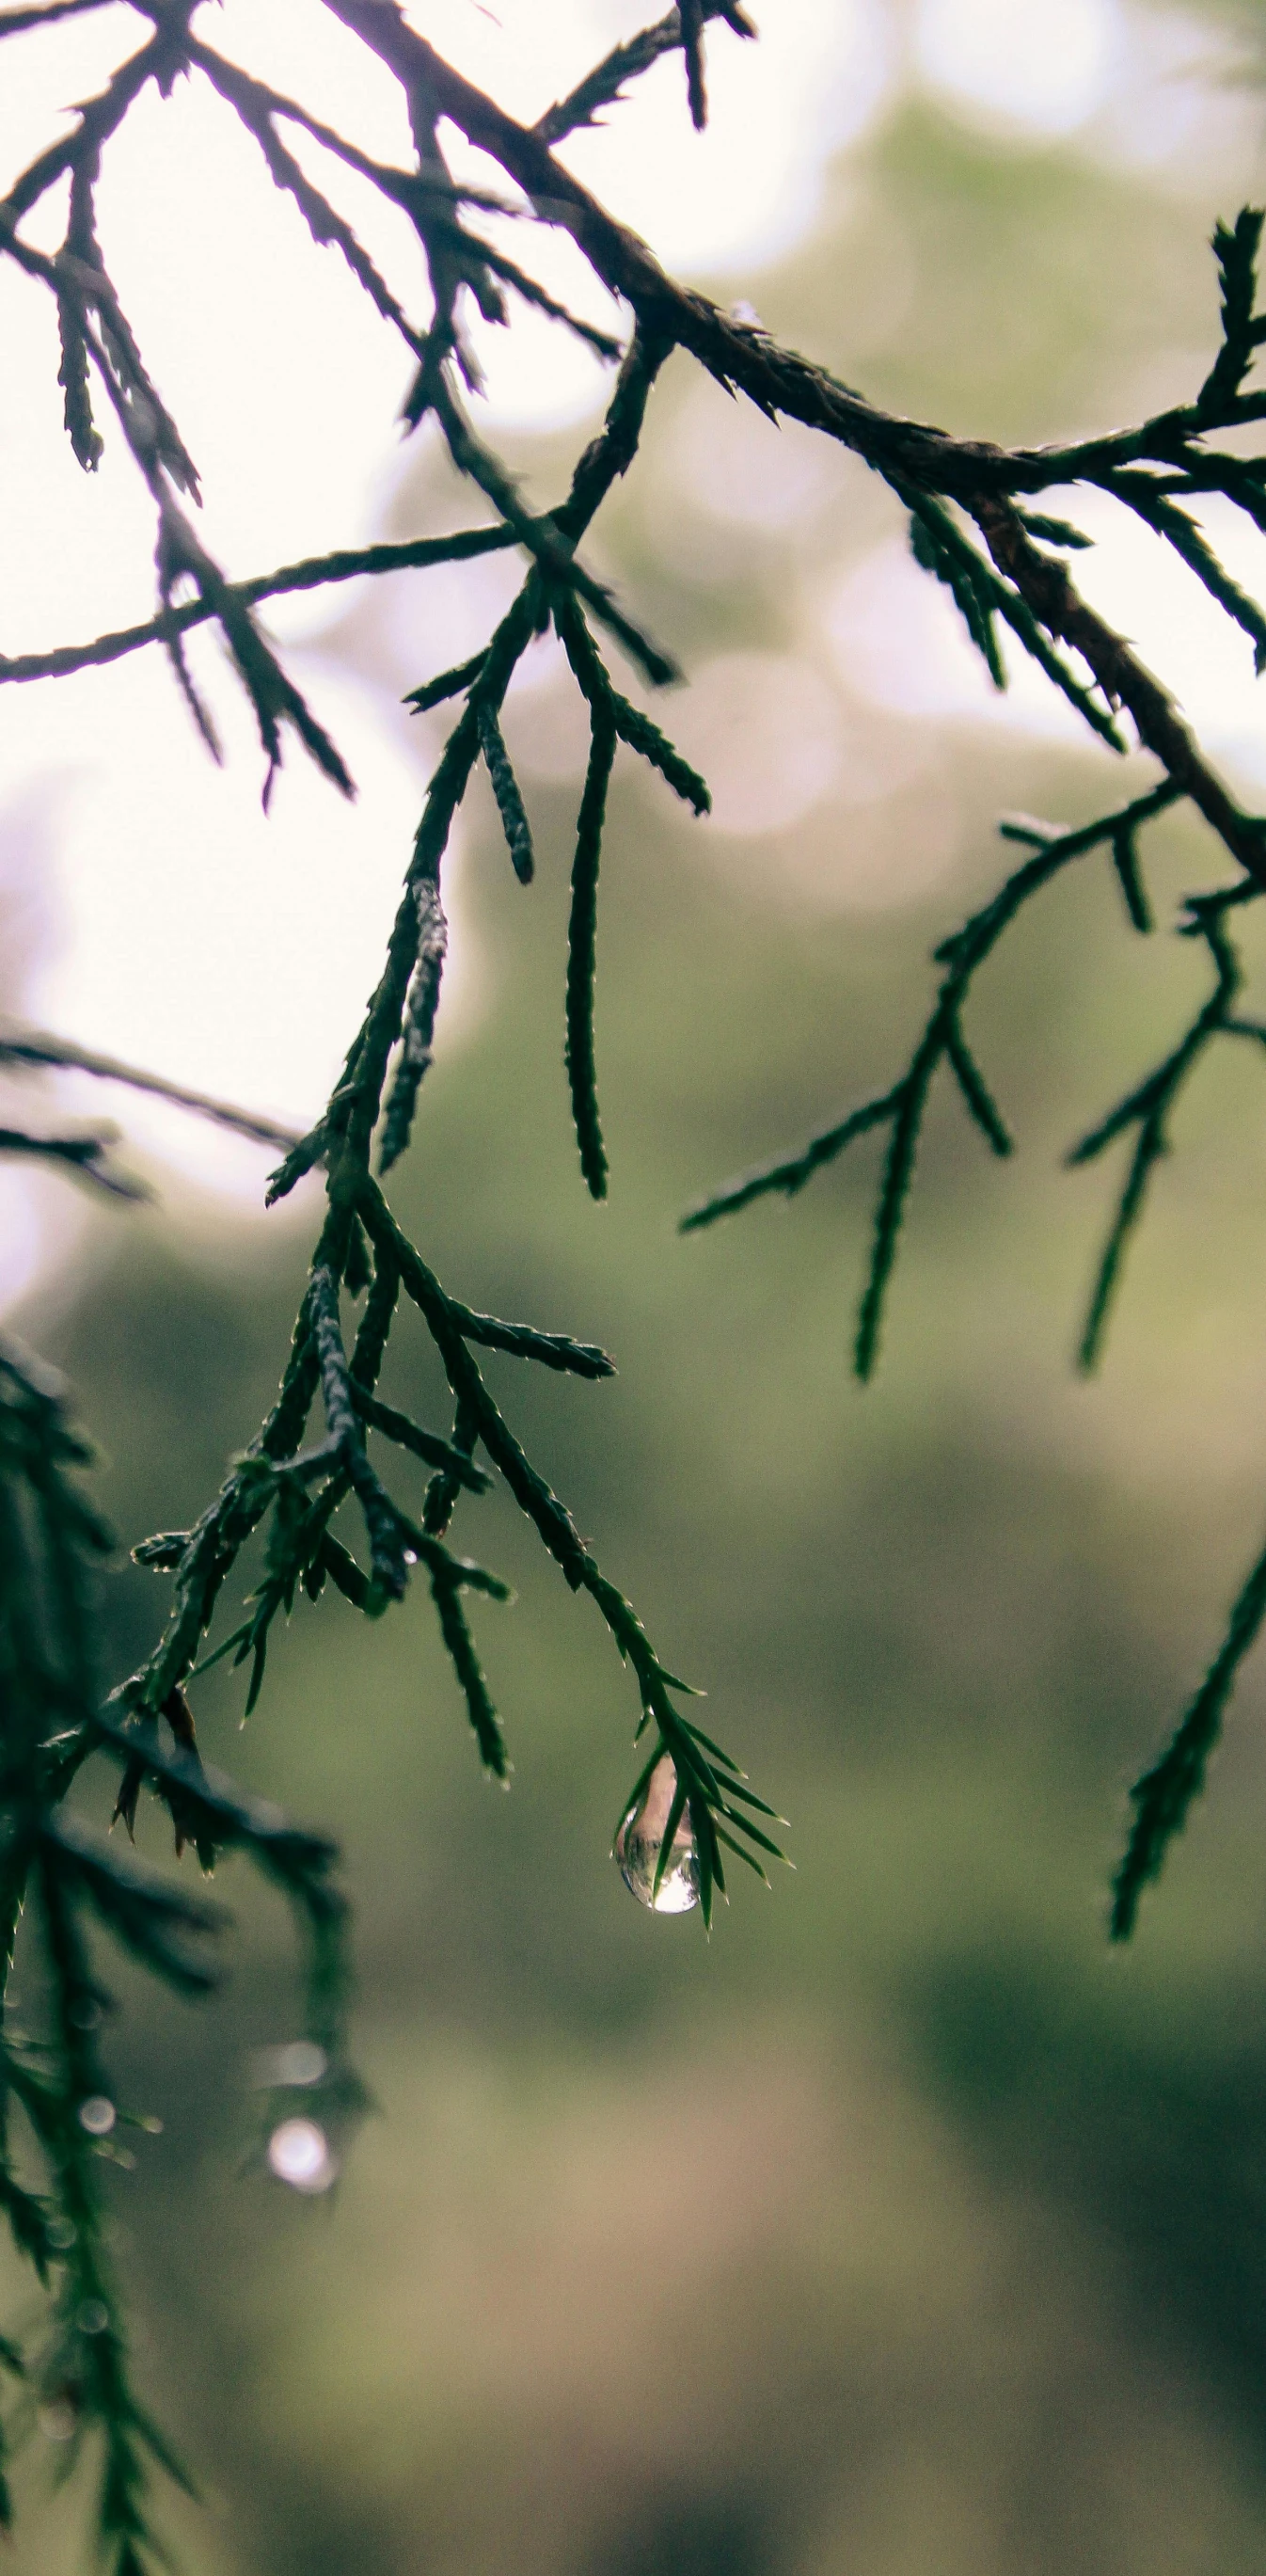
250 2041 327 2091
138 2114 164 2135
267 2117 336 2192
45 2215 76 2251
38 2394 78 2442
614 1757 700 1916
68 1997 102 2032
77 2300 109 2337
77 2097 115 2137
275 2042 326 2088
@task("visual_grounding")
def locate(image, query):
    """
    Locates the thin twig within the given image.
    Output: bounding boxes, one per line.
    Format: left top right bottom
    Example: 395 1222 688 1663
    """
0 526 517 687
0 1023 303 1150
535 1 754 147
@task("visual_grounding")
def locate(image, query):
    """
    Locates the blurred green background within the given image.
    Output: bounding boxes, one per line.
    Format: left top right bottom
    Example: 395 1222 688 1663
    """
13 7 1266 2568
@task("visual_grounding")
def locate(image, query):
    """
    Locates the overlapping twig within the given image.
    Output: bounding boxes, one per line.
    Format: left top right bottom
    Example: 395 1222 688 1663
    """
683 785 1183 1375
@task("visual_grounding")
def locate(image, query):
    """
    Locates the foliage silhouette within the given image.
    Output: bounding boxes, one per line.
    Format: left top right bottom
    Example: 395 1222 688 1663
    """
2 2 1266 2563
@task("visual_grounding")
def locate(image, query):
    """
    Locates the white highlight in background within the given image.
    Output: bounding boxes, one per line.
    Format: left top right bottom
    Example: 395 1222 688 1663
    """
914 0 1119 137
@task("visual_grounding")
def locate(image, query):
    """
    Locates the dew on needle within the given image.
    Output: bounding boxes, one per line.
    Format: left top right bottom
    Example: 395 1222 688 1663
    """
614 1755 700 1915
267 2117 336 2192
38 2394 78 2442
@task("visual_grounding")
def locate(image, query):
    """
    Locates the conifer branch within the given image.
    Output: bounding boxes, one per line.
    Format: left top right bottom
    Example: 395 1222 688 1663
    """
0 528 517 690
9 8 1266 2553
1069 898 1254 1372
0 1126 148 1200
0 1331 356 2573
684 784 1182 1375
0 1025 302 1150
1111 1528 1266 1938
0 0 116 30
534 0 754 147
566 706 618 1199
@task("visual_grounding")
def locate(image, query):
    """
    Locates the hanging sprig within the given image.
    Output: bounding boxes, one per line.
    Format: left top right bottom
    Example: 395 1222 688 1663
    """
0 1329 363 2574
1111 472 1266 673
682 785 1182 1376
551 589 709 1191
1197 205 1265 419
1110 819 1153 933
905 492 1127 748
1068 891 1260 1372
535 1 754 146
1110 1530 1266 1941
476 703 535 884
565 704 618 1200
55 161 103 469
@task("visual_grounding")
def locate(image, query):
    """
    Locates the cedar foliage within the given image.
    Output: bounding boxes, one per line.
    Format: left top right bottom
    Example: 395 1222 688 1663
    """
1 2 1265 2561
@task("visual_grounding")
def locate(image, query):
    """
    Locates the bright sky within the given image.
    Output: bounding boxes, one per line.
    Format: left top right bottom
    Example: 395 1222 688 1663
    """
0 0 1258 1299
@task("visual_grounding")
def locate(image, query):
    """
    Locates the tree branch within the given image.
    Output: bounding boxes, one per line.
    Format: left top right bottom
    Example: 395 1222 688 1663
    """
972 496 1266 887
